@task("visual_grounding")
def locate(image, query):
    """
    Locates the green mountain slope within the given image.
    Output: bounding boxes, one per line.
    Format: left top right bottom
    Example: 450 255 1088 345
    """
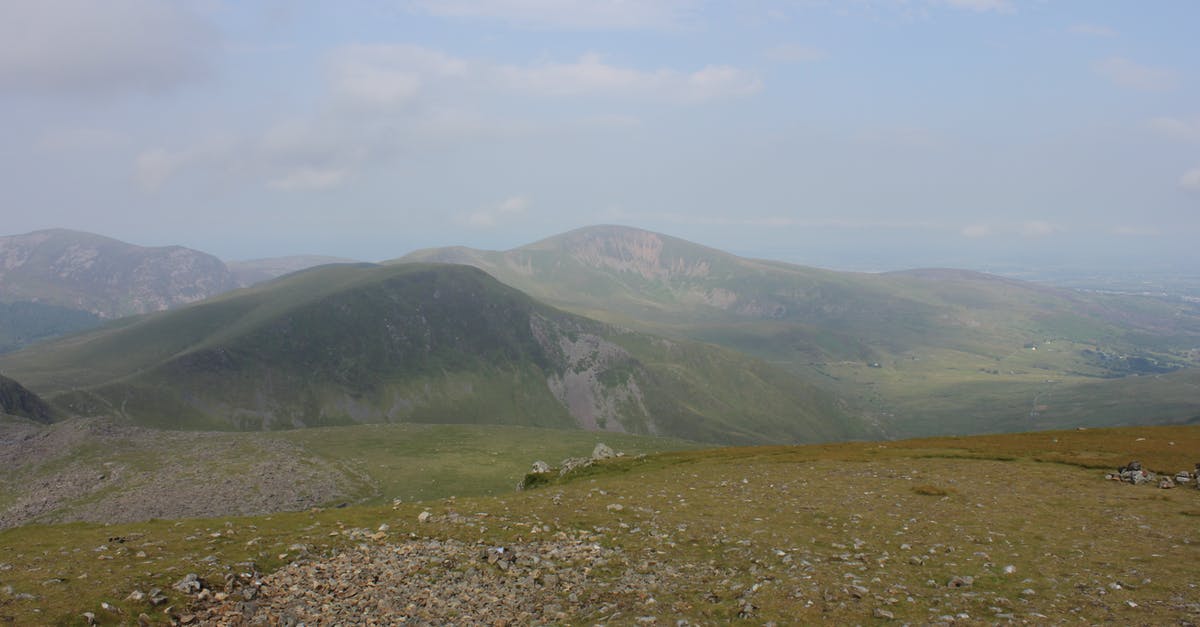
397 225 1200 435
0 263 871 445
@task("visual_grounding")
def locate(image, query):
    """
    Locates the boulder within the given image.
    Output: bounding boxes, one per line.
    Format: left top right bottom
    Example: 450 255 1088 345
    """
591 443 616 460
530 460 551 474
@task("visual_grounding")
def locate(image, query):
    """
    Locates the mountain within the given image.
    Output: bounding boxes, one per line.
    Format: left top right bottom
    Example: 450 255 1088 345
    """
227 255 361 287
0 229 237 318
0 263 871 445
397 225 1200 436
0 374 54 422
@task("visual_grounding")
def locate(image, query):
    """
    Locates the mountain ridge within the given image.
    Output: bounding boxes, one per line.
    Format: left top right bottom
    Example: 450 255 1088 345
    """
0 262 870 445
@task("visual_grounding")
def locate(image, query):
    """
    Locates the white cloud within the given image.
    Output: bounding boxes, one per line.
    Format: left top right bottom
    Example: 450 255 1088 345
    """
327 44 469 112
939 0 1013 13
766 44 826 64
498 54 761 101
267 167 348 191
409 0 697 30
1069 23 1116 37
134 135 240 191
134 44 759 193
0 0 213 96
1148 116 1200 143
1021 220 1059 238
1094 57 1177 92
461 195 530 228
1180 166 1200 191
960 224 992 238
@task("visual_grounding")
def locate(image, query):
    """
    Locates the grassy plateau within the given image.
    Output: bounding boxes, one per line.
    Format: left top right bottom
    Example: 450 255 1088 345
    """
0 425 1196 624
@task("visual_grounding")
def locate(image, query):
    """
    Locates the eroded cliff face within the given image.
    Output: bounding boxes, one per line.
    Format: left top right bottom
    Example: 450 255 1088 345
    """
561 229 711 282
0 229 237 318
529 315 654 435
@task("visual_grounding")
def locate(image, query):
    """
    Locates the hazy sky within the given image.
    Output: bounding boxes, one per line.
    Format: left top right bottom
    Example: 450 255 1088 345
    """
2 1 1198 271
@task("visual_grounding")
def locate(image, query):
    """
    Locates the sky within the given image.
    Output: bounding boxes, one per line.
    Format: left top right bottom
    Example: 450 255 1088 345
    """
1 0 1198 272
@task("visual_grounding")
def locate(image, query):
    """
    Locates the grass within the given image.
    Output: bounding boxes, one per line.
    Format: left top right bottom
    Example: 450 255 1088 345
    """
1 424 1197 624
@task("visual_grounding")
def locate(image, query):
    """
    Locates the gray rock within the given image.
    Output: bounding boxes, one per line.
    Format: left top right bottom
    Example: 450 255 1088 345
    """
173 573 204 594
530 460 551 474
559 457 593 476
592 443 616 460
1174 471 1191 484
874 607 895 619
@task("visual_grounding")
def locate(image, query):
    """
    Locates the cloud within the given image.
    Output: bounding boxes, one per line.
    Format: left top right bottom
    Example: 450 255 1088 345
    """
960 224 992 238
461 195 530 228
1094 57 1177 92
497 54 761 101
766 44 826 64
408 0 697 30
135 44 759 192
1069 23 1116 37
1021 220 1059 238
1148 116 1200 143
0 0 214 96
327 44 469 113
939 0 1013 13
267 167 348 191
1180 166 1200 191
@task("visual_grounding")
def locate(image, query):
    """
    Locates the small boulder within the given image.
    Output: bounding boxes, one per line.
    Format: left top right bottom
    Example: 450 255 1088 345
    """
530 460 551 474
947 576 974 589
592 443 616 460
417 511 432 523
172 573 204 595
1158 478 1174 489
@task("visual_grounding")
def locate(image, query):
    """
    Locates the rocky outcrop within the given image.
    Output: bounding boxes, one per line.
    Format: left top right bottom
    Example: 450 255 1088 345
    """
0 229 237 318
0 374 53 422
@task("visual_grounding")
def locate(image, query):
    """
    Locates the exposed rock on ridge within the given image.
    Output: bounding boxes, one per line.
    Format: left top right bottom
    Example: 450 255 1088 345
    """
0 229 236 318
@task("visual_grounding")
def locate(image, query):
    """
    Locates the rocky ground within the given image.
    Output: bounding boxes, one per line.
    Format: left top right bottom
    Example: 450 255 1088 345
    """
198 457 1200 624
0 417 365 529
1 427 1197 624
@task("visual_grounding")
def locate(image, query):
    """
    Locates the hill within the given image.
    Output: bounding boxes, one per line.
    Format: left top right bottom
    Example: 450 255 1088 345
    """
397 225 1200 436
226 255 361 287
0 229 236 319
0 424 1196 624
0 374 54 422
0 263 871 444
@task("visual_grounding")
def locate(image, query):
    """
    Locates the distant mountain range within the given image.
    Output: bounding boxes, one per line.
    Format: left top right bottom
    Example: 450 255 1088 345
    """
2 224 1197 439
0 229 236 318
398 225 1200 435
0 230 360 353
0 263 871 445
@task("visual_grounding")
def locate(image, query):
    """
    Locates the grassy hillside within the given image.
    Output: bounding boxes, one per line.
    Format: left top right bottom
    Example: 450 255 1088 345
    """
397 225 1200 436
0 263 871 445
1 425 1196 625
0 418 700 530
